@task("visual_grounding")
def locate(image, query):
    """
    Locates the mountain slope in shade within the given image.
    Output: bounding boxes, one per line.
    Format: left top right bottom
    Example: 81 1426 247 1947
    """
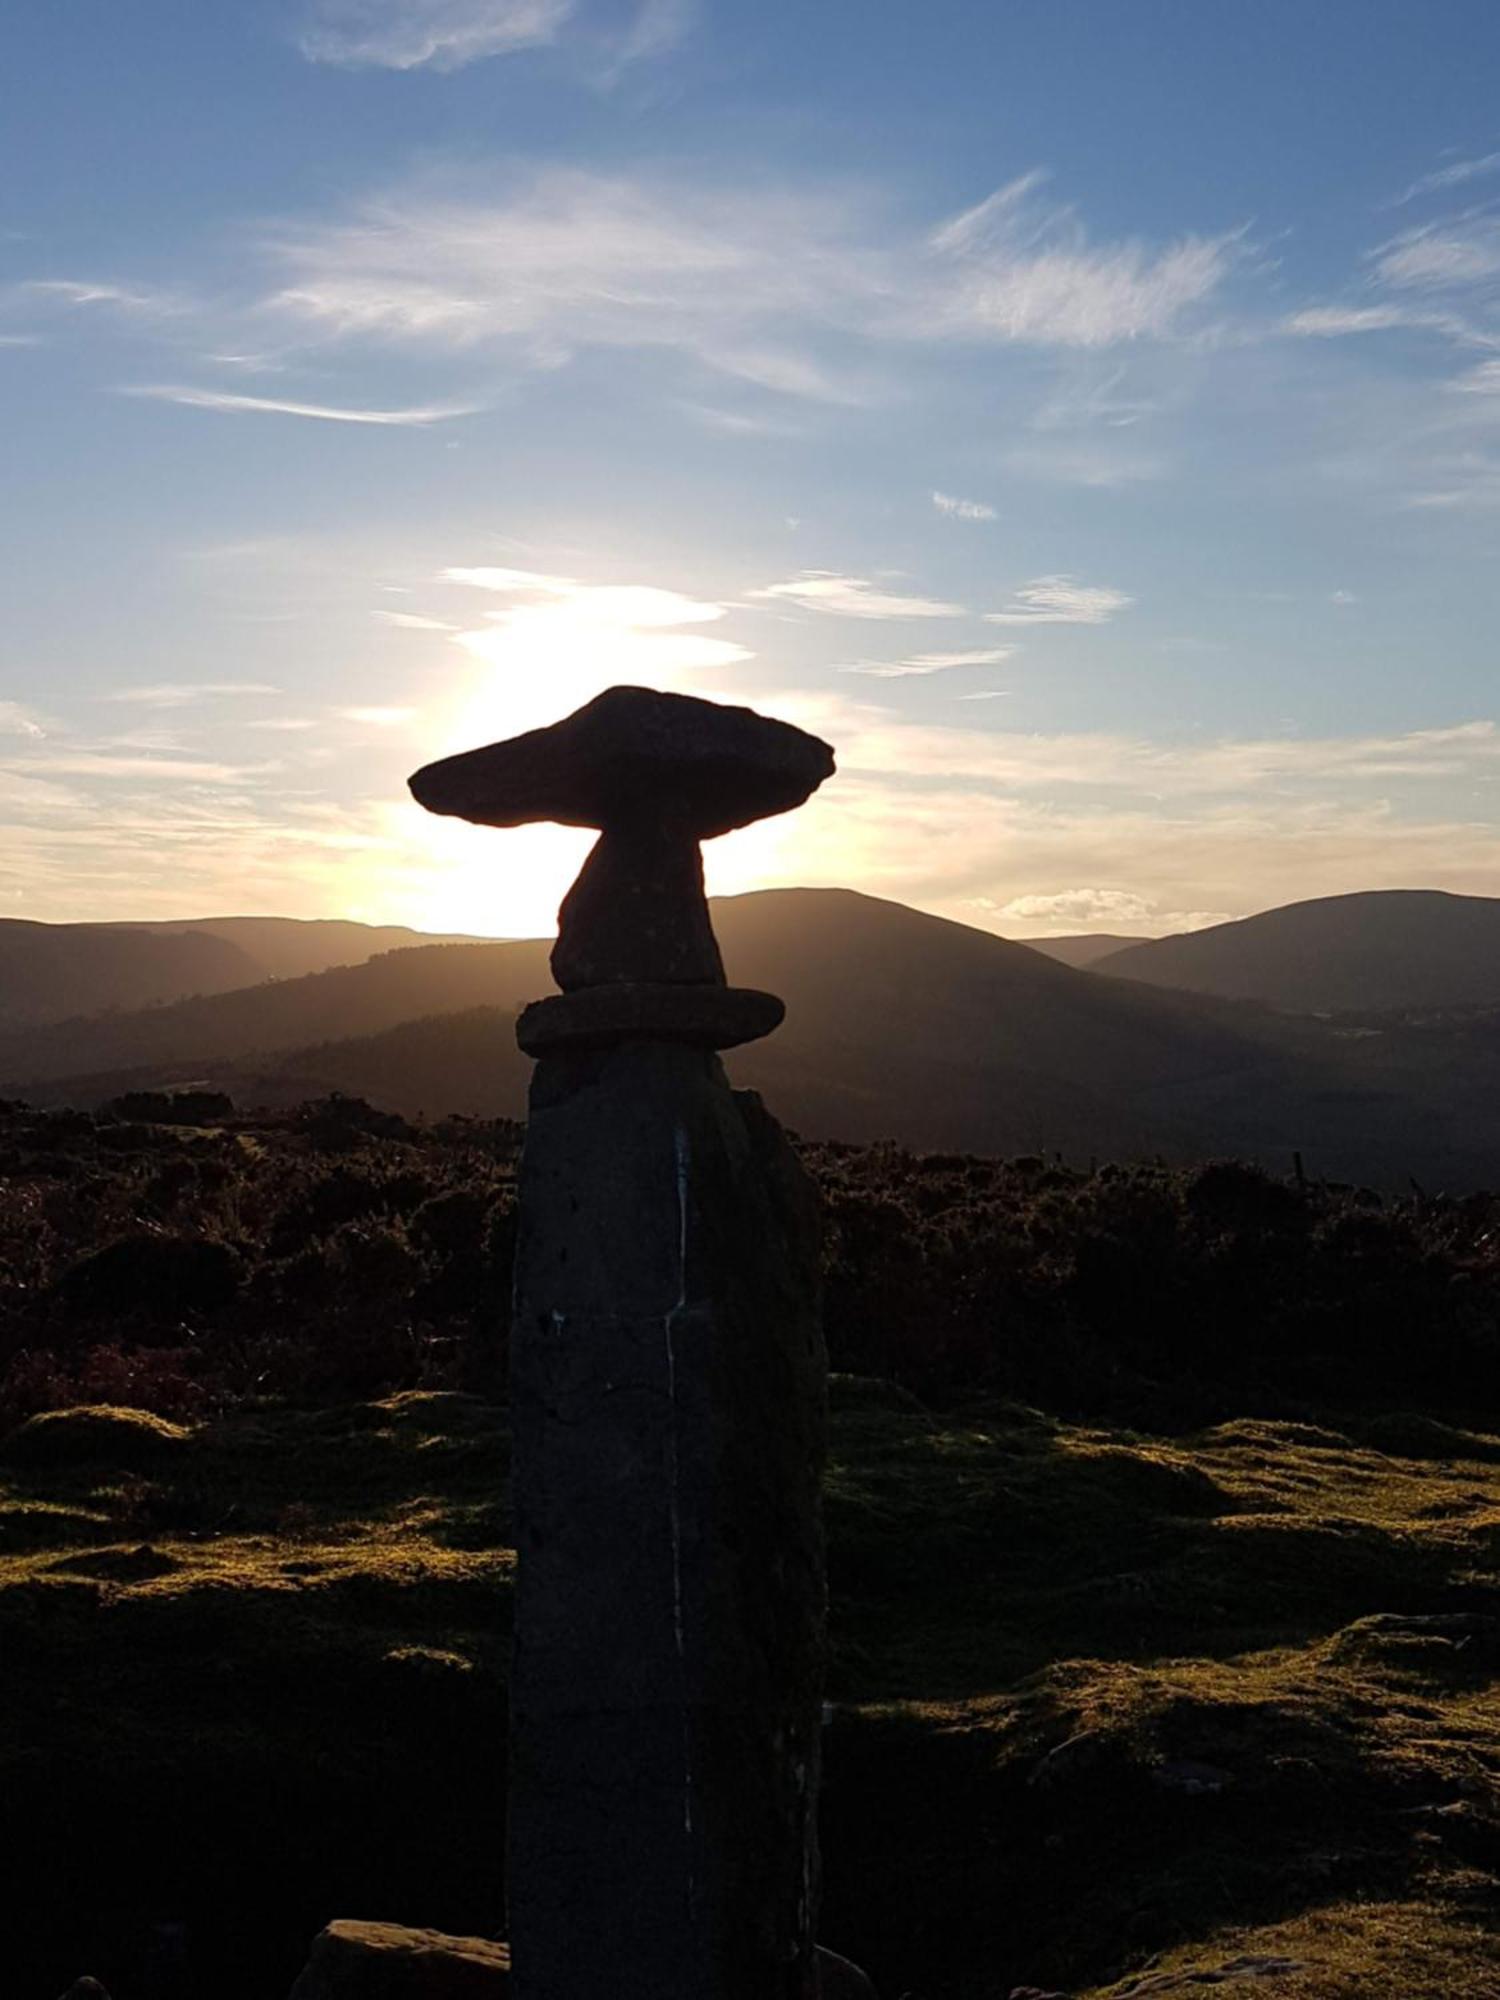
13 887 1499 1186
1103 890 1500 1013
0 889 1257 1150
118 917 485 984
1022 933 1151 970
0 921 262 1030
0 937 553 1085
0 916 487 1031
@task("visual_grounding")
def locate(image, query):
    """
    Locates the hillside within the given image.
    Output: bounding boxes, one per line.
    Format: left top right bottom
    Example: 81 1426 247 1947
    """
0 936 551 1086
0 916 487 1032
1104 889 1500 1013
0 890 1300 1155
1021 931 1150 969
0 920 265 1030
12 887 1500 1185
120 916 485 984
0 912 488 1024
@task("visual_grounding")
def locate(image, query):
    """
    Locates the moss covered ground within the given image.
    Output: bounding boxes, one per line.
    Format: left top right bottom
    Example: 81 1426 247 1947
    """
5 1385 1500 1997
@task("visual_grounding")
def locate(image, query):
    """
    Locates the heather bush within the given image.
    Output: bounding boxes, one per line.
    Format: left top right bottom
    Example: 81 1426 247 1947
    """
2 1103 1499 1428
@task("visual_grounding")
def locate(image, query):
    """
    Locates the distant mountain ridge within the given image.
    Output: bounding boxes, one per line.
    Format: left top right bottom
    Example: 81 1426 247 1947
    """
9 886 1500 1187
116 916 486 984
1022 933 1150 969
1102 890 1500 1012
0 921 262 1031
0 915 485 1031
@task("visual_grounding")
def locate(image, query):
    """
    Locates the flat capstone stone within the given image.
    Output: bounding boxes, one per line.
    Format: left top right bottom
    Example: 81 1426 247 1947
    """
408 685 835 839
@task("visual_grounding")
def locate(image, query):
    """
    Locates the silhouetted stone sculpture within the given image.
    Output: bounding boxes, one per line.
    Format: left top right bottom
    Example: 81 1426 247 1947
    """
409 686 838 2000
410 684 832 997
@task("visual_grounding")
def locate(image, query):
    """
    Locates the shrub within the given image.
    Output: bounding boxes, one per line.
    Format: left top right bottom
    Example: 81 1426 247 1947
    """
59 1233 243 1316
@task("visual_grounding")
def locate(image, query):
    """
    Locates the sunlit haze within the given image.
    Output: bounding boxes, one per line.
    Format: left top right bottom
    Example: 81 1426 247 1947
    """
4 3 1500 940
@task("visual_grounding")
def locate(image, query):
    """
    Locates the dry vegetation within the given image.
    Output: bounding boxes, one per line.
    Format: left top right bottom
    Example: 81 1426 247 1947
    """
3 1097 1500 1997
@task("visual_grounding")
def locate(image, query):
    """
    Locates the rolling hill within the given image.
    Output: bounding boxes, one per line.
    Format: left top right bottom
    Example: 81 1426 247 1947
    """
1021 932 1149 969
0 916 487 1032
0 936 552 1086
8 887 1500 1185
119 916 485 984
0 921 262 1030
1102 890 1500 1013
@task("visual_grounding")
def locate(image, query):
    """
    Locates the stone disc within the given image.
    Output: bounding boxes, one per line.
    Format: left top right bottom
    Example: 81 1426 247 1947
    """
516 984 785 1055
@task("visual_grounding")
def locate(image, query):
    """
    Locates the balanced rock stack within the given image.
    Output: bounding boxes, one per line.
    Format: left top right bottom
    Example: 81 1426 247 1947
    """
411 683 832 1053
410 687 842 2000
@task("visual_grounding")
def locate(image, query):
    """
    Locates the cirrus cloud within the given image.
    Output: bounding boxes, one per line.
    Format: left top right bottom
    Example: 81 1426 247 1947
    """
121 385 480 425
932 489 997 520
297 0 571 70
984 575 1132 626
751 572 965 619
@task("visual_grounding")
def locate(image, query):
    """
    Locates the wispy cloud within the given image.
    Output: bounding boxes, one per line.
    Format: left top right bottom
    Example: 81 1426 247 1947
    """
840 646 1013 678
121 385 480 425
11 752 263 783
674 400 804 438
905 648 1015 668
752 572 965 619
984 575 1132 626
18 278 182 316
445 567 728 627
932 489 996 520
254 163 1241 402
925 171 1241 349
1373 215 1500 291
1284 305 1418 338
5 166 1245 420
1395 151 1500 205
0 703 48 739
444 564 577 592
297 0 571 70
829 711 1500 796
602 0 695 73
337 705 419 726
374 609 459 630
263 168 880 388
1002 440 1167 487
110 681 283 708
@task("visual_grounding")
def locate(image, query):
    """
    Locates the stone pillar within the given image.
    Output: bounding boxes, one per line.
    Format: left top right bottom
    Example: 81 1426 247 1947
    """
408 686 839 2000
509 1039 825 2000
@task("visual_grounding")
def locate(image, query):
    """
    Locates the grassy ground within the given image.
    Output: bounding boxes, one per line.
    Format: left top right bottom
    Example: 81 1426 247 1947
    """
4 1386 1500 1998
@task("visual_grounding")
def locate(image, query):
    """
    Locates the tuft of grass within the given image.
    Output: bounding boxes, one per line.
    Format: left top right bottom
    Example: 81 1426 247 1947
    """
0 1403 193 1468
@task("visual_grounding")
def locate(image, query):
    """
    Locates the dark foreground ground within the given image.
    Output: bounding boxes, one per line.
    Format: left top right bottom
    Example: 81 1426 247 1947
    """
7 1389 1500 1999
4 1101 1500 1997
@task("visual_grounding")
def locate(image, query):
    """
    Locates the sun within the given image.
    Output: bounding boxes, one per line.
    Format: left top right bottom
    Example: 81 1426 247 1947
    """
380 577 756 939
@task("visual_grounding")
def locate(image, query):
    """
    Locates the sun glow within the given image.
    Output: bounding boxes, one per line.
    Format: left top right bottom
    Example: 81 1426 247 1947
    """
387 573 758 940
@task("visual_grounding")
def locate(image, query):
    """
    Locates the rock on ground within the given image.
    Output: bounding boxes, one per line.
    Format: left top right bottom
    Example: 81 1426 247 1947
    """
287 1921 510 1999
285 1922 875 1999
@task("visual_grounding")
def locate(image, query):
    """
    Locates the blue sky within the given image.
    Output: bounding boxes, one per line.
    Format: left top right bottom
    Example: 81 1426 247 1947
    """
3 0 1500 938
